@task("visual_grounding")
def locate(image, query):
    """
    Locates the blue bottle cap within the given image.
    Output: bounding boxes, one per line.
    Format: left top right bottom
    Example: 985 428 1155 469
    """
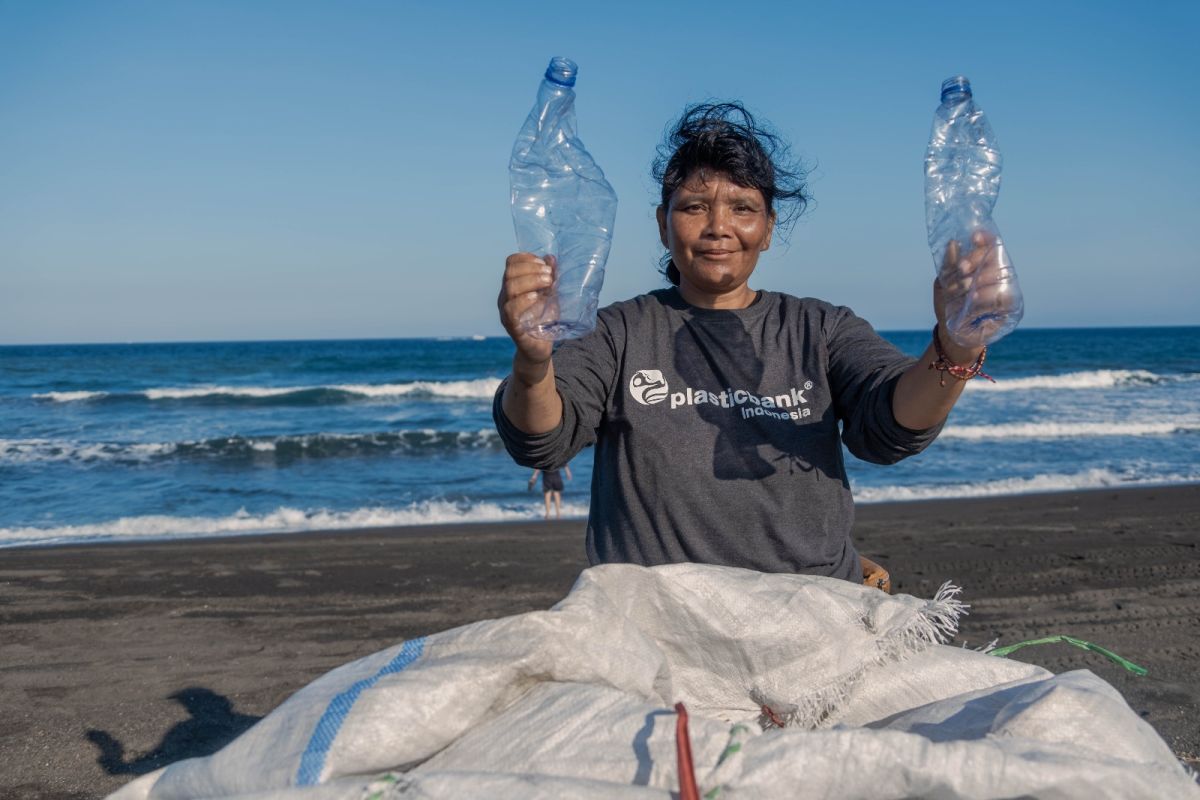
545 56 578 87
940 75 972 103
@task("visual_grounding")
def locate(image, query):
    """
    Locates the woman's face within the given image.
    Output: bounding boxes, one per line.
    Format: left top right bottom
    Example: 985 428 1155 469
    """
657 170 775 307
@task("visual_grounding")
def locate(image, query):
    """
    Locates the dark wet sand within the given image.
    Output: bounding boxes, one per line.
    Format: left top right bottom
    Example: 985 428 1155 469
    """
3 485 1198 799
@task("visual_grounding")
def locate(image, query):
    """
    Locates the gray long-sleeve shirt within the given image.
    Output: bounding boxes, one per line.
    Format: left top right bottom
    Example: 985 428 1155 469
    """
494 288 942 582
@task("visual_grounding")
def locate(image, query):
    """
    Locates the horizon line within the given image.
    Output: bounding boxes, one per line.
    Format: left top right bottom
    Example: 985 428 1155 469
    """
3 323 1199 348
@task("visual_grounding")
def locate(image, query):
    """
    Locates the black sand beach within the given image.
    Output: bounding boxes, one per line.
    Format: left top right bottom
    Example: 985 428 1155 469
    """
3 485 1198 799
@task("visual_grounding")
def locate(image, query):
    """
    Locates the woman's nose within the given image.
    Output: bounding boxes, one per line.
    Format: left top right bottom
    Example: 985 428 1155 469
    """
703 206 731 236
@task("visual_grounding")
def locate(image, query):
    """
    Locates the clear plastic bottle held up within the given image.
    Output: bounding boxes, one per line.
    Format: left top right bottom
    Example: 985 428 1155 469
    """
509 56 618 340
925 76 1023 348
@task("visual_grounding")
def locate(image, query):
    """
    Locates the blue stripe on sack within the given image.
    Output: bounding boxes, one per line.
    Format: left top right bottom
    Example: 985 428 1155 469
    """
296 637 426 786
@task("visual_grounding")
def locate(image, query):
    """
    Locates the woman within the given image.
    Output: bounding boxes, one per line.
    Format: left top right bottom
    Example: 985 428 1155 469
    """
494 103 994 583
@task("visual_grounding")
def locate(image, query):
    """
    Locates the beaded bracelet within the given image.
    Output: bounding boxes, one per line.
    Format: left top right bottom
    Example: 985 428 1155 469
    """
928 324 995 387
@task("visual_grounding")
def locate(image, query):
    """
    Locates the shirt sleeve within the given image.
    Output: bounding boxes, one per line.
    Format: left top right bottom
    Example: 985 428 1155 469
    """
826 307 944 465
492 309 622 470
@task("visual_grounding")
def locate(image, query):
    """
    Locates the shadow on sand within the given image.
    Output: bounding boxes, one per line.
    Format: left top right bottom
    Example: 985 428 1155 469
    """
87 687 261 776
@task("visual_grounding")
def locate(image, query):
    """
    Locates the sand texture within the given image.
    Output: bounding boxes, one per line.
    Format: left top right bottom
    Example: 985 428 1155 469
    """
2 485 1197 799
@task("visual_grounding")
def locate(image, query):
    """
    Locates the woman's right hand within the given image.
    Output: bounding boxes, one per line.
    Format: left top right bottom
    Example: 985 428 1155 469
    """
498 253 563 434
498 252 556 365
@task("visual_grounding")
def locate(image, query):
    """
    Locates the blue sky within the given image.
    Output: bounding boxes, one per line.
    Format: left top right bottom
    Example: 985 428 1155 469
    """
2 0 1197 344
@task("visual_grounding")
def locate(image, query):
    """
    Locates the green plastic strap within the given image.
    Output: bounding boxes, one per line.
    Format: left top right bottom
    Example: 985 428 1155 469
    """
988 635 1148 676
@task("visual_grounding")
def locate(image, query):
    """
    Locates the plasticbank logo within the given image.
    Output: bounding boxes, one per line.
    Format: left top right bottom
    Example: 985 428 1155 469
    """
629 367 813 422
629 370 669 405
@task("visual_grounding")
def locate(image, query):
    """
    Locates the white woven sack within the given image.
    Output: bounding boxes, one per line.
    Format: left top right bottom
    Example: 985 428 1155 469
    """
108 563 1198 800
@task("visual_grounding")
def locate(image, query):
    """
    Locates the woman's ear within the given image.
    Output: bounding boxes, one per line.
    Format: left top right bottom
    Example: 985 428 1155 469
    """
656 205 669 248
762 210 776 252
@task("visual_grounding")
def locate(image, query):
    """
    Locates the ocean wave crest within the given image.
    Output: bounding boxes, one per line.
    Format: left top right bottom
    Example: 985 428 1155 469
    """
32 378 503 405
0 439 176 464
967 369 1196 392
0 499 590 549
941 418 1200 441
853 468 1200 503
0 429 503 464
28 390 108 402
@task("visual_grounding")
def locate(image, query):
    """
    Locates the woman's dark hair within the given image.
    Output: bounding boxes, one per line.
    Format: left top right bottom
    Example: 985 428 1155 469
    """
652 102 810 285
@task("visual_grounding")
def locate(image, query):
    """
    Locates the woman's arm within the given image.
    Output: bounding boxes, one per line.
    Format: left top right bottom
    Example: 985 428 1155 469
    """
891 290 984 430
892 232 992 430
502 353 562 434
498 253 563 434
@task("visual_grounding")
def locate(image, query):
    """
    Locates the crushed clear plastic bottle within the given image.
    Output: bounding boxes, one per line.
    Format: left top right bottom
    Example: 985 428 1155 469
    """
509 56 618 340
925 75 1023 348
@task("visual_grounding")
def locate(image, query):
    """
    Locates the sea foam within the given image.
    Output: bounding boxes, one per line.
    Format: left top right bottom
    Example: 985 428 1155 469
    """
31 390 109 402
0 429 503 464
0 499 591 549
966 369 1194 392
940 418 1200 441
853 467 1200 504
31 378 503 403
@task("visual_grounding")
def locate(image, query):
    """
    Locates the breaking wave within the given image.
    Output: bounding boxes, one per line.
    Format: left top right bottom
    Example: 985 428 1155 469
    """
0 500 591 549
967 369 1196 392
31 378 503 405
0 429 503 465
941 418 1200 441
854 468 1200 504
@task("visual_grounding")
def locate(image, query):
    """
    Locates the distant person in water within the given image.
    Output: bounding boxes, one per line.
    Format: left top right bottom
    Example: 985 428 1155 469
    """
528 465 572 519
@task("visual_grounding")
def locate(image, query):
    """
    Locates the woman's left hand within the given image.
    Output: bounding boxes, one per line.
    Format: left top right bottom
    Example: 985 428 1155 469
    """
934 230 993 363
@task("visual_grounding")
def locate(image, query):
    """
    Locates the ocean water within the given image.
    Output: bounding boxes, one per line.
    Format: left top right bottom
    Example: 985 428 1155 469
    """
2 327 1198 548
